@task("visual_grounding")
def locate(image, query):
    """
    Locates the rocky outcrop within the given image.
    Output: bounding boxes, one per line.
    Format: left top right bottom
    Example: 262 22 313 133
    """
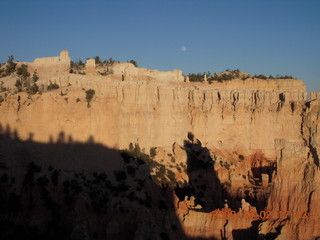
258 99 320 240
258 139 320 240
32 50 70 77
111 62 185 82
85 59 96 74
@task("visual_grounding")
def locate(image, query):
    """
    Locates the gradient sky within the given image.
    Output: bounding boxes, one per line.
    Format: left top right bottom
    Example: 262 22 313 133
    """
1 0 319 91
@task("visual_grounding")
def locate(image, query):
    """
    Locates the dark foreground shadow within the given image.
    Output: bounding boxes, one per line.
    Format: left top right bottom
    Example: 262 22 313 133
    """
0 124 220 240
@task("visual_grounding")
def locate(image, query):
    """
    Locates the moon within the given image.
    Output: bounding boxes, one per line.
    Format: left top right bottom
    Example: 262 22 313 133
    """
181 46 187 52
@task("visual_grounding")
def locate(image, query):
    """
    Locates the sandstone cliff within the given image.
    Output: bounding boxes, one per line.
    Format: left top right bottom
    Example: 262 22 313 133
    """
0 51 319 240
0 75 306 160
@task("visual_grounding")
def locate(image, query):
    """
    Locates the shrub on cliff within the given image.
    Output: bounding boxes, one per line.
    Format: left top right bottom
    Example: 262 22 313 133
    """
95 56 102 65
0 81 7 92
15 79 22 92
32 72 39 82
268 74 293 79
188 73 205 82
254 74 267 79
47 81 59 91
16 64 30 80
85 89 95 107
4 55 17 76
127 59 138 67
29 83 39 95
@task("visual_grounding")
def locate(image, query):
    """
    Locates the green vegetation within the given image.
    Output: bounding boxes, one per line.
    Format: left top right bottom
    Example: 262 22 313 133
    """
95 56 102 65
29 83 39 95
188 72 208 82
209 69 240 82
32 71 39 82
255 74 267 79
4 55 17 76
127 59 138 67
47 81 59 91
70 59 85 74
85 88 95 107
16 64 30 80
266 74 293 79
0 55 16 77
187 69 294 83
103 57 118 65
15 79 22 92
0 81 7 92
98 67 113 76
9 63 40 94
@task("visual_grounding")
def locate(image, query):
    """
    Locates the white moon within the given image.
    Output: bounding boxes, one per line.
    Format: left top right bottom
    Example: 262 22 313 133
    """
181 46 187 52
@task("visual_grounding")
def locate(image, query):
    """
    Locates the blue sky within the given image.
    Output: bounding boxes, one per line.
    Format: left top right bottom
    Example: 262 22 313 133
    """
1 0 319 91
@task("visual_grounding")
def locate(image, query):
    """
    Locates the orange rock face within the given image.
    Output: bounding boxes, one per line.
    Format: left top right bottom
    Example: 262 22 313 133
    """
0 51 320 239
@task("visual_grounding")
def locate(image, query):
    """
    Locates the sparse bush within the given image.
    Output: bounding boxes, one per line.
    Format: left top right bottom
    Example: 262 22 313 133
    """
0 81 7 92
188 72 207 82
29 83 39 95
47 81 59 91
16 64 30 80
207 69 240 82
104 57 116 65
32 72 39 82
127 60 138 67
255 74 267 79
95 56 102 65
98 67 113 76
268 74 293 79
15 79 22 91
5 55 17 76
85 89 95 107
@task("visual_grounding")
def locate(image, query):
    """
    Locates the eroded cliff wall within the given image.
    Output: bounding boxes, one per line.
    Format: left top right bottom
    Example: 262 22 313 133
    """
258 99 320 240
0 77 306 160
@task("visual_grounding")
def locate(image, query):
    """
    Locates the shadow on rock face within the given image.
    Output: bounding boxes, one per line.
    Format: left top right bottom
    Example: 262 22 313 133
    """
0 125 222 240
